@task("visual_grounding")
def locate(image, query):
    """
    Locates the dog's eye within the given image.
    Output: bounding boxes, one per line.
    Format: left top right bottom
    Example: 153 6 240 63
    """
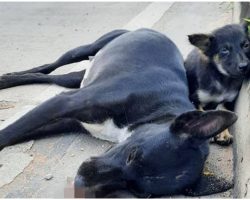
220 48 230 56
243 42 250 49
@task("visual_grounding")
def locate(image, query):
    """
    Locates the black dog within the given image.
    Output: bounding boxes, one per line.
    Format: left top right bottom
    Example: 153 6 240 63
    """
0 29 237 197
185 24 249 145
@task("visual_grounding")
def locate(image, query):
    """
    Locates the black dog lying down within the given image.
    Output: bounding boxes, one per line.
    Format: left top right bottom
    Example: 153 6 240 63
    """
185 24 250 145
0 29 237 197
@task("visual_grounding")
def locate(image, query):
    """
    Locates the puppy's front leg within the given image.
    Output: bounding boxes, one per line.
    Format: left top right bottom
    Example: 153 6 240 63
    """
212 104 233 146
198 104 233 145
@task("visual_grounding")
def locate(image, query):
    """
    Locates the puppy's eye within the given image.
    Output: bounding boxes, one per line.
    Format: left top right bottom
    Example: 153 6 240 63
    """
243 42 250 49
220 47 230 56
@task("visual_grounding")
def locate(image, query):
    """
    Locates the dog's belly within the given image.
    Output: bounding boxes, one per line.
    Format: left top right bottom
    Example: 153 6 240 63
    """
80 63 92 88
81 119 132 143
197 89 238 105
80 50 103 88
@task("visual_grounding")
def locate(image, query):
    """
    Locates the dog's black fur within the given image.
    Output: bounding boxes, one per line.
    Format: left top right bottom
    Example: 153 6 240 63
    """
185 24 250 111
0 29 237 197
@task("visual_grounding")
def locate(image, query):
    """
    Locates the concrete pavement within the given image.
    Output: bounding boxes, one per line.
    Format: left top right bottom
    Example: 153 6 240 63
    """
0 2 235 198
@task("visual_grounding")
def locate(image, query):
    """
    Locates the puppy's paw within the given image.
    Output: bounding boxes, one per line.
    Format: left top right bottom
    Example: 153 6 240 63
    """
212 129 233 146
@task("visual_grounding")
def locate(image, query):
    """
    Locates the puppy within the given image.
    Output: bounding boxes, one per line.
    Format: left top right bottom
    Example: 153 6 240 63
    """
185 24 250 145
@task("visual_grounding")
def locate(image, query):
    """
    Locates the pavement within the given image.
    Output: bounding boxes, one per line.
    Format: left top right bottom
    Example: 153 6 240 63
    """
0 2 235 198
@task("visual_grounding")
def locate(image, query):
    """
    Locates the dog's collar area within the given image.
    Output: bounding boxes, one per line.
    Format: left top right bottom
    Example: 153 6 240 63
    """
128 113 176 131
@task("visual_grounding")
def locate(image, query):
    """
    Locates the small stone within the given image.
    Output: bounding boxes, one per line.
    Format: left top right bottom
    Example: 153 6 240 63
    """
217 158 222 161
0 164 3 168
45 174 53 180
80 148 84 151
70 154 75 157
30 154 33 157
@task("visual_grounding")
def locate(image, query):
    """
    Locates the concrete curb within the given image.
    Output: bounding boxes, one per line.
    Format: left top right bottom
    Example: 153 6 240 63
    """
232 2 250 198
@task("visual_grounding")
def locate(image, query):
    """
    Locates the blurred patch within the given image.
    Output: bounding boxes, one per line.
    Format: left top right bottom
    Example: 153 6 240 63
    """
64 177 85 198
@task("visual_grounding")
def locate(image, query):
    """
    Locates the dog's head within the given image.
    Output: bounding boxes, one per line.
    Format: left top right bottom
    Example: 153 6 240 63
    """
74 110 237 197
188 24 250 78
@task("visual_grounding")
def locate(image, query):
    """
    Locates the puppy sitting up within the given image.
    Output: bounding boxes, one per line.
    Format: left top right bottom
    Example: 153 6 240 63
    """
185 24 250 145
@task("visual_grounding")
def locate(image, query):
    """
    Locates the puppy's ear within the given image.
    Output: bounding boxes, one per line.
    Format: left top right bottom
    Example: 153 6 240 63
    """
170 110 237 139
188 34 215 53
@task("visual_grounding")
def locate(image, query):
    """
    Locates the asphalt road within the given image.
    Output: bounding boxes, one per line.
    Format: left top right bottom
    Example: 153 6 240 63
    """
0 2 234 198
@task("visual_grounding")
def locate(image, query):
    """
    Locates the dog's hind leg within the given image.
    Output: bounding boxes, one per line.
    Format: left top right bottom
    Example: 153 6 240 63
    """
0 70 85 89
0 90 80 149
0 85 122 149
4 30 129 76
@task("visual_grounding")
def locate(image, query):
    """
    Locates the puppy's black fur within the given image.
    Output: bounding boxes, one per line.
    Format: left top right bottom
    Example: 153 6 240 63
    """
185 24 250 111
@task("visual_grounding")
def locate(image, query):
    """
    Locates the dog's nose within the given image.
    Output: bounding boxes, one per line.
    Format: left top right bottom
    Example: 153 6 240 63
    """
74 175 85 188
238 62 248 73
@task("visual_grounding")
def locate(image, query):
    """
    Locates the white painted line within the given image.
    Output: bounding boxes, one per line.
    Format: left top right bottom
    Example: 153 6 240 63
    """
124 2 173 30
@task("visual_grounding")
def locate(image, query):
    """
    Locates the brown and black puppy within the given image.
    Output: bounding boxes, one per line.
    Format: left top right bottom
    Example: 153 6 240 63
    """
185 24 250 145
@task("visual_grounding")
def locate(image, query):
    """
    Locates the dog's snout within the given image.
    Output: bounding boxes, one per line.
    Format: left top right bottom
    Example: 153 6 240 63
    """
74 175 96 198
74 175 87 198
238 62 248 73
74 175 85 188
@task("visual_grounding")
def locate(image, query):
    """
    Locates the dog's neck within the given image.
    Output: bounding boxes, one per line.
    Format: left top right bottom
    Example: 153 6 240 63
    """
129 102 195 131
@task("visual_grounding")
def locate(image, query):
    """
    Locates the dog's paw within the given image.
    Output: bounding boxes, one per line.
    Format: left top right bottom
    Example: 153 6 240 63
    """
212 129 233 146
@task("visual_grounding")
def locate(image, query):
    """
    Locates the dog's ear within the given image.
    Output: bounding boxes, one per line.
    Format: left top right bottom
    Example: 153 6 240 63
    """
188 34 215 53
170 110 237 139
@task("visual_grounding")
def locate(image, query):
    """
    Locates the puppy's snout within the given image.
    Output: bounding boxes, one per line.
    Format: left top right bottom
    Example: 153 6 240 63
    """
238 62 248 73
